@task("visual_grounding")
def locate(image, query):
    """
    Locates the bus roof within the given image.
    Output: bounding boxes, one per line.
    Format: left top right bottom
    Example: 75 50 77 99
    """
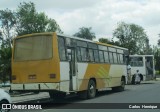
58 33 128 50
15 32 128 50
15 32 53 39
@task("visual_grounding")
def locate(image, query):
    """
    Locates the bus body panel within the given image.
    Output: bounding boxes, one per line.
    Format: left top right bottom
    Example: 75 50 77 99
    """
77 63 125 91
12 33 60 84
59 62 126 92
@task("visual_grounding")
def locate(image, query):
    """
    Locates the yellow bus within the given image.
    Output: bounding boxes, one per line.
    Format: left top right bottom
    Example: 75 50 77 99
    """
11 32 129 99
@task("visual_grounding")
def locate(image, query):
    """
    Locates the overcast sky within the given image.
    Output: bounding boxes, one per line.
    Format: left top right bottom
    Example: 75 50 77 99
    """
0 0 160 46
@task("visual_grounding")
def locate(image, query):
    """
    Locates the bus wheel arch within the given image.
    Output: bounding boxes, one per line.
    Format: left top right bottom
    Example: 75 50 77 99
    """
121 76 125 90
112 76 125 92
78 78 96 99
87 78 97 99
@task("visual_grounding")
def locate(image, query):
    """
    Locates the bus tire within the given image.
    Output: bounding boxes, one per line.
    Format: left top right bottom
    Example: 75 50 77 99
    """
87 79 96 99
78 79 96 99
112 78 125 92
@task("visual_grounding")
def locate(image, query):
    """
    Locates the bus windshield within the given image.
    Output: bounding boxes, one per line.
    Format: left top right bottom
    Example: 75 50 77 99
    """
129 57 143 67
14 35 52 61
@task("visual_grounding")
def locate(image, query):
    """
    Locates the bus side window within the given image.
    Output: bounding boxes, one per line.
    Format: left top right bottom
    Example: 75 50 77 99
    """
119 54 124 64
89 49 94 62
99 50 104 63
109 52 113 63
117 54 120 64
113 52 118 63
58 37 66 61
77 47 82 61
81 47 88 62
94 49 99 62
104 51 109 63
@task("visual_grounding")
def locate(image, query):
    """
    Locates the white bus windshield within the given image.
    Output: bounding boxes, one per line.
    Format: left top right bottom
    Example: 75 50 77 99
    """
130 57 143 67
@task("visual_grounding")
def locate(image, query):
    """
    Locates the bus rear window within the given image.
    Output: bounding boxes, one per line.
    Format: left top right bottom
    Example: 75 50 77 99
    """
14 35 52 61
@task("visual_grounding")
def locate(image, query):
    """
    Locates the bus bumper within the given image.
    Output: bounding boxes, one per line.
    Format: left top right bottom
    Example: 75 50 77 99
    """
11 83 60 91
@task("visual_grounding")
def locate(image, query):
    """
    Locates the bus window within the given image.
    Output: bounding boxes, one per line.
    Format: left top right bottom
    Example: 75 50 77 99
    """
109 52 114 63
89 49 94 62
113 53 118 63
99 51 104 63
58 37 66 61
94 50 99 62
104 51 109 63
98 45 107 51
14 35 52 61
77 40 87 47
130 57 143 66
117 54 120 64
88 43 98 49
81 47 88 62
77 47 82 61
119 54 124 64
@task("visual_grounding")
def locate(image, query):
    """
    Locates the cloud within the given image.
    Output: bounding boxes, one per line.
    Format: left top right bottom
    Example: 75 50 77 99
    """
0 0 159 45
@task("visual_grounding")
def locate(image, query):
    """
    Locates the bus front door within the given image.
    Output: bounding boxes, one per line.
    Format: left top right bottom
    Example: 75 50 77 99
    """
67 48 78 91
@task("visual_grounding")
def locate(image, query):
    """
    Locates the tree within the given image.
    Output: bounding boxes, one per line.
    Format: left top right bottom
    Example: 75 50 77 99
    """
153 46 160 74
99 38 120 46
0 44 11 84
113 22 149 55
158 34 160 46
16 2 63 36
73 27 96 40
0 9 16 83
0 9 16 46
0 2 63 83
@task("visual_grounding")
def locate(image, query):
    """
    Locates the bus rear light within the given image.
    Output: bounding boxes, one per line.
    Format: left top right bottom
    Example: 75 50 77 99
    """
28 74 36 79
49 74 56 78
12 75 16 80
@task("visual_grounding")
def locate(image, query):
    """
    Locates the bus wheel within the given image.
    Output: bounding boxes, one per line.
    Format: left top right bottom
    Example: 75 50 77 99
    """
78 79 96 99
112 78 125 92
87 79 96 99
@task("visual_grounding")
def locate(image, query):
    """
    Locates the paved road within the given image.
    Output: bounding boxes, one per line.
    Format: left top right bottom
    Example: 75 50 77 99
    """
10 80 160 112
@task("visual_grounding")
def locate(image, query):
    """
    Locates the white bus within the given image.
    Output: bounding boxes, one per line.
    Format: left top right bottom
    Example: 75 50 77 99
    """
128 55 155 84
